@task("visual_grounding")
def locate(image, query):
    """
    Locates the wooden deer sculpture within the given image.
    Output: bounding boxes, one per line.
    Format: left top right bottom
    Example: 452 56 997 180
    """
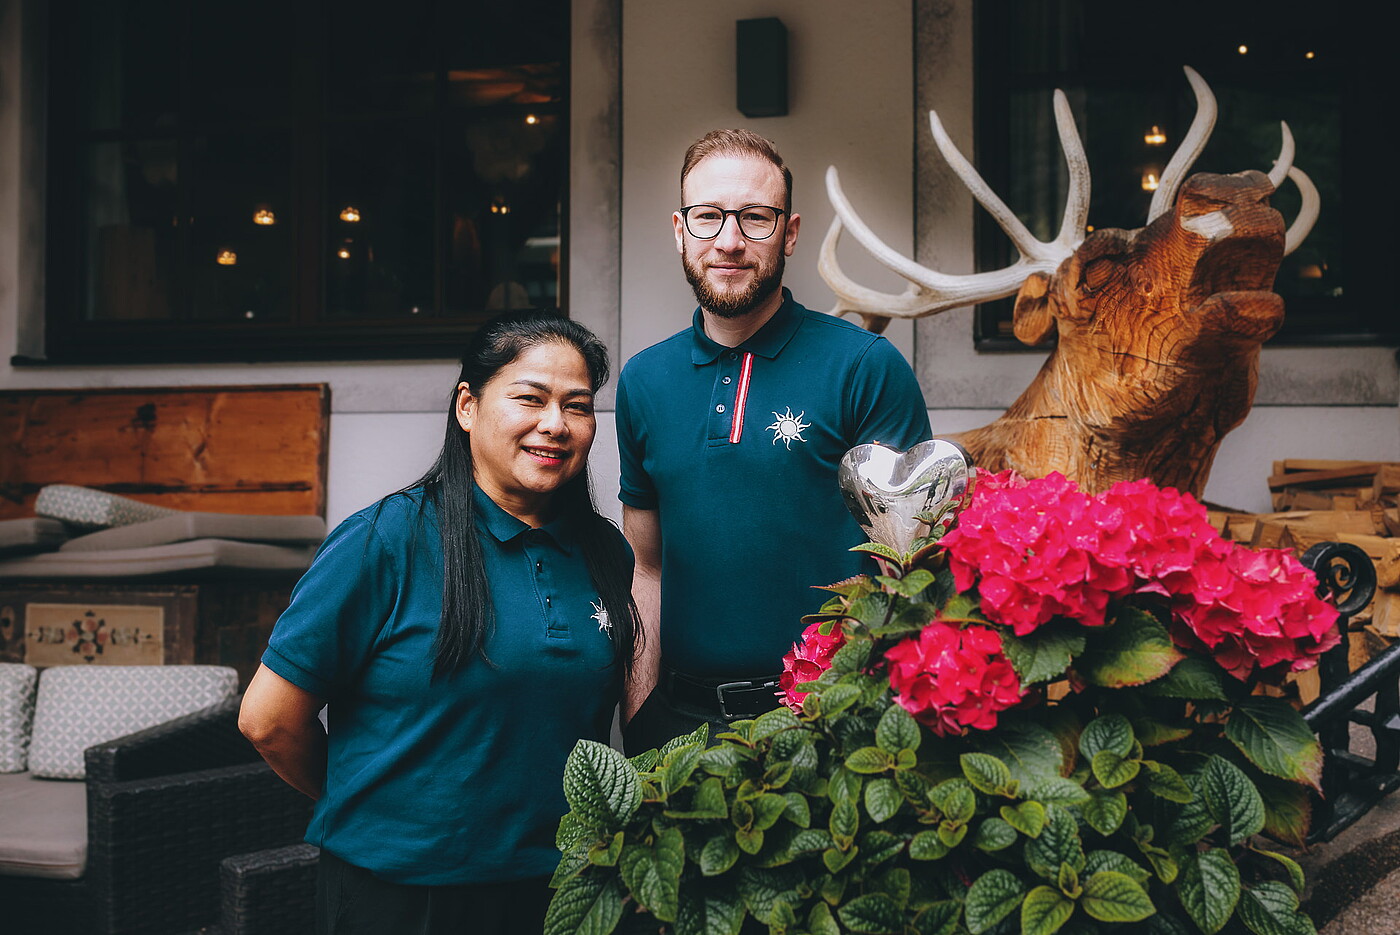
821 67 1320 497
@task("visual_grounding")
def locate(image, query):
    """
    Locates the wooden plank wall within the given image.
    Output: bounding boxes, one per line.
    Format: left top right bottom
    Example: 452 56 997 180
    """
0 385 330 519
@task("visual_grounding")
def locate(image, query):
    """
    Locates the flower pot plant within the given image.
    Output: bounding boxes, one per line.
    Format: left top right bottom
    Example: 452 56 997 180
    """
548 469 1340 935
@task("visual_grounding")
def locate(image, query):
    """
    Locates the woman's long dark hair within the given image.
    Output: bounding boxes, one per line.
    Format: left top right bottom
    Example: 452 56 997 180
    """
399 310 641 684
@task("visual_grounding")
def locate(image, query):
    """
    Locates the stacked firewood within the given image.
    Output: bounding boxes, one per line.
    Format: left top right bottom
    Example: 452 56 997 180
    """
1207 460 1400 704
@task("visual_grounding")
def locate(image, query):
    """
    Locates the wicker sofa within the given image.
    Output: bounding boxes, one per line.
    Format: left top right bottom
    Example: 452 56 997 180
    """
0 664 312 934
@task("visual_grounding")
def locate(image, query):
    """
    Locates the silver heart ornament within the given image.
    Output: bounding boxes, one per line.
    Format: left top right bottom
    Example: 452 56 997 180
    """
838 439 976 553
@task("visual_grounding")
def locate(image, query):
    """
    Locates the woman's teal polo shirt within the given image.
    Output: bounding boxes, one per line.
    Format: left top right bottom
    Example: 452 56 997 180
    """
261 487 624 885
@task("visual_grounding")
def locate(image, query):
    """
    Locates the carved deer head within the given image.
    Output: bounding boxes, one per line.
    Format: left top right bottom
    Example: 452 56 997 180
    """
822 67 1319 496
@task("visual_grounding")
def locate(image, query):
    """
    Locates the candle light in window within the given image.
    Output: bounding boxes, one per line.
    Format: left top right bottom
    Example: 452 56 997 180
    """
1144 125 1167 146
1237 44 1248 55
217 249 237 266
1085 225 1095 233
337 247 351 259
1305 51 1316 60
490 200 511 215
1141 172 1160 192
339 206 361 223
525 114 539 125
252 208 276 226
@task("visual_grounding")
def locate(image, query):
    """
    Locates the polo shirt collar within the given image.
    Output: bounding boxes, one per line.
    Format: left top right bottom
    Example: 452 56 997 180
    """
472 483 578 554
689 288 802 365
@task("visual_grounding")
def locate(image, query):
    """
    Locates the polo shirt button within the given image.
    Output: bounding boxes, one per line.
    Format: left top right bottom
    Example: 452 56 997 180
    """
727 352 738 360
716 404 725 413
722 376 732 385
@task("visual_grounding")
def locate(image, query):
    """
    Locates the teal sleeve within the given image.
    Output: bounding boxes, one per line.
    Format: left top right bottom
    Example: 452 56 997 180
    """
845 337 932 450
615 369 659 510
262 512 401 699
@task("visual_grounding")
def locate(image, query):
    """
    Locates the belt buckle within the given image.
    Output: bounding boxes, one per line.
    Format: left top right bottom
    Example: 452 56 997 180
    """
714 678 780 720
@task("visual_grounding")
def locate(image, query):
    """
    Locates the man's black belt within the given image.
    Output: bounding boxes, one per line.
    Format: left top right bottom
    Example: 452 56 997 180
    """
662 666 782 721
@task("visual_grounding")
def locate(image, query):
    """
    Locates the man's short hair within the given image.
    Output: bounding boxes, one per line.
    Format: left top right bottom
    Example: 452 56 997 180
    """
681 129 793 212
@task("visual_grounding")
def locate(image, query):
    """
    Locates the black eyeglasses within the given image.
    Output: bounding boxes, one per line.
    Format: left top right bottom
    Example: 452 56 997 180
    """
679 204 786 241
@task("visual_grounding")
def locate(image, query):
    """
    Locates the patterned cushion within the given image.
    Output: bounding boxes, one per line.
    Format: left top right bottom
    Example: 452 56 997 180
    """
0 664 38 773
28 665 238 780
35 484 179 531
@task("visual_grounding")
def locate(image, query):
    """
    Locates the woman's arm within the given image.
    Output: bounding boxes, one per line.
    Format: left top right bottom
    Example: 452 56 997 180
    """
239 663 329 800
622 505 663 725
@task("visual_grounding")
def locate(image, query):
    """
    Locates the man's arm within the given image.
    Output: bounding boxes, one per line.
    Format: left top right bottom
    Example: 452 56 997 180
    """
239 663 328 799
622 504 662 725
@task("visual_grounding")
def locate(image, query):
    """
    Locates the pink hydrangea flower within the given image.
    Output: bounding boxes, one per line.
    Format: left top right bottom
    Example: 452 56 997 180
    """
778 621 848 711
886 621 1023 736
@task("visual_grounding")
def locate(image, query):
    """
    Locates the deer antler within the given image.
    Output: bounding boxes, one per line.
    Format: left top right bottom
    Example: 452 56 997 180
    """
822 88 1090 321
1148 66 1218 224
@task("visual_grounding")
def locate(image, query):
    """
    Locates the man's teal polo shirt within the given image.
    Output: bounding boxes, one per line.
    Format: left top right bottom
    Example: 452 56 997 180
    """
262 487 622 885
616 290 931 677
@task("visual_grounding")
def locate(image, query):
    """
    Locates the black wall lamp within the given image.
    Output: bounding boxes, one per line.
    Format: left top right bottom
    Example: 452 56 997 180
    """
736 17 788 118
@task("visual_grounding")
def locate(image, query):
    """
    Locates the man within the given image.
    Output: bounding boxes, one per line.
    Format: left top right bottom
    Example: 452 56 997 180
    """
617 129 930 753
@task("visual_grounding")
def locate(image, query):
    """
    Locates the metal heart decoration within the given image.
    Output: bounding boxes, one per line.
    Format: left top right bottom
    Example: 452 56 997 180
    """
838 439 975 553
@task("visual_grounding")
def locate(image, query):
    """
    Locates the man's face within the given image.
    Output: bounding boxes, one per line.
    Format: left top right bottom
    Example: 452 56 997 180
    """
674 153 801 319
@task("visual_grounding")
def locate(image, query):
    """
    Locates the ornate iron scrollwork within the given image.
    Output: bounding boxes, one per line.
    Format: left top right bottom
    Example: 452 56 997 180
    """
1300 542 1390 842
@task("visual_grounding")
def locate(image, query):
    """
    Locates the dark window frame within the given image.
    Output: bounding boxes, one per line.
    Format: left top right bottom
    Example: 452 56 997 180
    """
971 1 1389 351
41 1 571 364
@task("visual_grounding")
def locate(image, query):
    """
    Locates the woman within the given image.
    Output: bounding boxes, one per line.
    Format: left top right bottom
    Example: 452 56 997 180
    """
239 311 639 935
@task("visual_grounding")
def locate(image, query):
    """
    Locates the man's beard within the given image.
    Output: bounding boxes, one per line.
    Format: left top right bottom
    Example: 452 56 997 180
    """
682 245 785 319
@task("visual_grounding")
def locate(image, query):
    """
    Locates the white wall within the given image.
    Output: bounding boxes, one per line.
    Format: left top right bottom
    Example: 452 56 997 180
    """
2 0 1395 528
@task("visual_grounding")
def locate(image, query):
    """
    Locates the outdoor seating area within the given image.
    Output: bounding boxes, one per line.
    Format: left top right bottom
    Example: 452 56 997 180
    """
0 663 312 934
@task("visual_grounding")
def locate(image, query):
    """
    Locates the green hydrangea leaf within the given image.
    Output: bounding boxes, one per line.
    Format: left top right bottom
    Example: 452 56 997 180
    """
910 901 961 935
1168 773 1214 844
1084 849 1152 886
937 820 968 849
543 872 626 935
563 739 642 833
1254 848 1307 894
1142 655 1229 700
821 682 863 717
976 722 1065 786
587 831 625 867
838 893 904 934
1237 880 1317 935
830 798 860 849
1057 861 1080 898
1081 870 1155 923
555 811 591 852
1077 605 1184 688
909 829 951 861
661 742 704 796
1081 789 1128 836
1091 750 1141 789
1021 885 1076 935
974 817 1019 851
1225 698 1324 793
823 845 858 874
753 793 789 831
1025 806 1085 881
847 746 895 774
965 869 1026 935
751 705 802 741
1080 714 1135 759
932 779 976 823
1001 800 1048 838
550 847 589 888
618 826 685 922
876 703 921 754
675 888 747 935
863 829 908 865
628 748 660 773
1202 755 1266 846
1141 760 1193 803
699 744 744 779
961 752 1015 795
806 902 840 935
789 828 833 855
661 722 710 756
852 542 903 562
865 777 903 824
830 637 875 674
1137 840 1179 884
699 832 741 876
1256 774 1313 848
664 775 729 820
829 766 864 805
896 768 934 806
1133 716 1194 747
735 827 764 855
1027 776 1090 806
782 791 811 828
1001 622 1086 686
1179 848 1242 935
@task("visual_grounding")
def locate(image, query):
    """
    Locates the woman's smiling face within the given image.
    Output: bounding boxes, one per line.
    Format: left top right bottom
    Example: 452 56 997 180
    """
455 340 596 525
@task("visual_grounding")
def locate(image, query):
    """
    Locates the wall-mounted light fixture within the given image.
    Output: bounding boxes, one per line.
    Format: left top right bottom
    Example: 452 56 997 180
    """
253 208 276 225
339 206 361 223
216 249 237 266
737 18 787 118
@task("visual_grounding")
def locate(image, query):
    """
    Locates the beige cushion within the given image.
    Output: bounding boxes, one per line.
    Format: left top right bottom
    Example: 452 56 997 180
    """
0 772 87 879
0 664 38 773
28 665 238 780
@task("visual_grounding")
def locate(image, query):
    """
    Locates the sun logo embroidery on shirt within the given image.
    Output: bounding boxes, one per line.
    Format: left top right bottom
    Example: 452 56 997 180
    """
591 600 612 638
767 407 810 449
